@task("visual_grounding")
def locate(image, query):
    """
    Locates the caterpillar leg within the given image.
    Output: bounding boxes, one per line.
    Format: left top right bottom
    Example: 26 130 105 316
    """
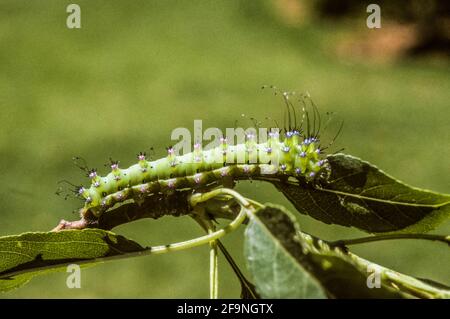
52 207 99 231
51 217 90 231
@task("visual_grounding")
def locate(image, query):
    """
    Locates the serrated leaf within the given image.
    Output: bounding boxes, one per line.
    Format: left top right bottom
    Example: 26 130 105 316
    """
0 229 146 292
273 153 450 233
244 205 450 298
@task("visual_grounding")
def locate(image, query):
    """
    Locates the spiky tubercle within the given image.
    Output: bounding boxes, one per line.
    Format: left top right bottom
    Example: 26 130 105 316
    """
79 133 330 218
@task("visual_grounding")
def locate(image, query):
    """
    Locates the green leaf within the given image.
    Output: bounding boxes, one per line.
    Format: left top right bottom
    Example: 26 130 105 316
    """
244 204 450 298
0 229 146 292
273 153 450 233
244 205 327 298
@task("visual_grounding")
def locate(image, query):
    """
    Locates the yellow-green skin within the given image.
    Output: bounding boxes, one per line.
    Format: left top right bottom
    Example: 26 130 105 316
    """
79 133 329 218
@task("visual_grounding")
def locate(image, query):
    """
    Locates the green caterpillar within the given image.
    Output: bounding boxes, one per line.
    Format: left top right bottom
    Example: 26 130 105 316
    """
72 91 335 220
76 132 328 218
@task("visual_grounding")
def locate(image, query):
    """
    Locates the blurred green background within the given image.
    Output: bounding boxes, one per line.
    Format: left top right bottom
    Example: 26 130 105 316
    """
0 0 449 298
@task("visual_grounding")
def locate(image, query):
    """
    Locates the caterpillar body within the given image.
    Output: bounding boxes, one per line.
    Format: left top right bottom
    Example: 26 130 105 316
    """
77 131 330 219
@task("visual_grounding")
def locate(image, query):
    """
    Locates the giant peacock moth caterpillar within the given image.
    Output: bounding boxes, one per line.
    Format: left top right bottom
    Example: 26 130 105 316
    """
66 89 338 221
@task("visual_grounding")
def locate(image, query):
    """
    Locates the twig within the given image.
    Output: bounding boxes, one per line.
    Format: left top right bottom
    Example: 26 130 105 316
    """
330 234 450 248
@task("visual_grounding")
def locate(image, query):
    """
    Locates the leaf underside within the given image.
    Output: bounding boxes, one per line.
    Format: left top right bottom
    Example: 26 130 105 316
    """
244 205 327 299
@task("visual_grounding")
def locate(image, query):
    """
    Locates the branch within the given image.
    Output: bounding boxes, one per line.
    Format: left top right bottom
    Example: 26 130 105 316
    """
52 189 241 232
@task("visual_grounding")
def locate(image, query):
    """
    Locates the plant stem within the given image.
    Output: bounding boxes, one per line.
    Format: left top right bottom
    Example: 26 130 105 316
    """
149 207 247 254
192 215 259 299
350 253 450 299
216 240 259 299
205 219 219 299
149 189 256 267
188 188 260 299
330 233 450 247
190 188 253 212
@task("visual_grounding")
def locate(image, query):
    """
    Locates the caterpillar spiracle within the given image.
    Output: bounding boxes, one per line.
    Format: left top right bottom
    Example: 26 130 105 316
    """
71 92 336 221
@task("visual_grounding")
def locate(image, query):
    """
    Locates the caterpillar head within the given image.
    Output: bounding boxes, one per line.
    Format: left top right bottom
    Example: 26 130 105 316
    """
283 132 329 183
263 86 341 184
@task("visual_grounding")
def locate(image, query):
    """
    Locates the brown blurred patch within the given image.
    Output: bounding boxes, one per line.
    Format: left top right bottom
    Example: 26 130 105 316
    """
273 0 311 26
335 23 420 63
